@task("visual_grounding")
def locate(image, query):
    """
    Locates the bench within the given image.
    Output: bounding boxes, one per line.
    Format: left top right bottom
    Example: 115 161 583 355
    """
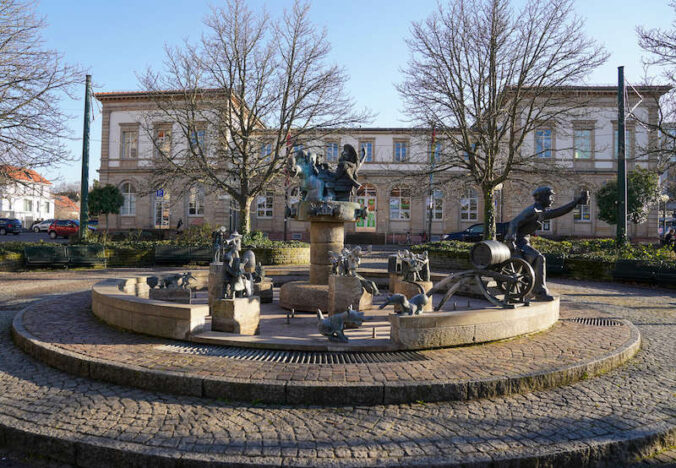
544 254 565 275
24 245 70 267
68 245 106 267
657 265 676 287
612 260 658 283
154 246 192 265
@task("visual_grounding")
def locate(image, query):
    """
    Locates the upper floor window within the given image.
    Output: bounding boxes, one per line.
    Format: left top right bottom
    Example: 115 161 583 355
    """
260 143 273 163
154 126 171 159
574 128 592 160
573 187 591 222
430 141 441 164
120 182 136 216
23 199 32 212
535 128 552 159
394 140 409 162
359 140 374 162
389 187 410 220
613 127 634 160
256 191 273 218
120 128 138 159
326 142 339 162
460 188 478 221
190 126 206 153
188 185 205 216
43 201 50 213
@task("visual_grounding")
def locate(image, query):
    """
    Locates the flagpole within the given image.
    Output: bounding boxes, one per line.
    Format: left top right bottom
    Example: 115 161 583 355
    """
427 126 435 242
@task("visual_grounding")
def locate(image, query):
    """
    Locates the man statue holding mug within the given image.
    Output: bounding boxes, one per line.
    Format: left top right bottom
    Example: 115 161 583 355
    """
505 187 590 301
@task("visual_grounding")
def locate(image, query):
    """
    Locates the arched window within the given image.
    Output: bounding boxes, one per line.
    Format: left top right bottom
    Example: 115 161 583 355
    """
153 190 170 229
460 188 478 221
356 184 377 230
389 186 411 220
426 189 444 221
573 187 591 222
120 182 136 216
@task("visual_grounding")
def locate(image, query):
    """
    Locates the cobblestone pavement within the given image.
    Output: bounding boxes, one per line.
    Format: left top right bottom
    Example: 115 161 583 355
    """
0 272 671 466
19 292 635 393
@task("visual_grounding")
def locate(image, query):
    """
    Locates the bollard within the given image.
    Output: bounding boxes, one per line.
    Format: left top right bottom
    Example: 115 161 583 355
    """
453 301 457 311
467 298 471 308
372 327 376 339
291 308 295 319
286 310 290 325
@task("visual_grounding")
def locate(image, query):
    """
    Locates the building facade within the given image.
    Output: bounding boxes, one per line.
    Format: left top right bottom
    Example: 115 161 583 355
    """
0 166 55 226
95 86 668 243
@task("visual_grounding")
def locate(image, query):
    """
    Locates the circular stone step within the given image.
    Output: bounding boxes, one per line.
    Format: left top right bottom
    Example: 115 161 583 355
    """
12 291 641 406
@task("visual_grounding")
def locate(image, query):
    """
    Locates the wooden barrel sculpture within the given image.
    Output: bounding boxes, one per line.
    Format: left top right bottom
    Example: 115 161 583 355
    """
470 240 511 269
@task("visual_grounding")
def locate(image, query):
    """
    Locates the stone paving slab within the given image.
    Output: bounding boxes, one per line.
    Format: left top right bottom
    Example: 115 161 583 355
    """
13 291 639 406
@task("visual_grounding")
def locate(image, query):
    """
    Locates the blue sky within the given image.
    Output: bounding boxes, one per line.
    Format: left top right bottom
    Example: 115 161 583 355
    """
34 0 674 185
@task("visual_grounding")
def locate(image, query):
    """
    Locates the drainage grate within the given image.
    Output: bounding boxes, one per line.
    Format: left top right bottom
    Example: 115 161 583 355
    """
155 343 428 364
568 317 623 327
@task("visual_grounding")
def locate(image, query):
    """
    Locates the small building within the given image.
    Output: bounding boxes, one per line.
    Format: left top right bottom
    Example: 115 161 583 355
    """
0 165 54 226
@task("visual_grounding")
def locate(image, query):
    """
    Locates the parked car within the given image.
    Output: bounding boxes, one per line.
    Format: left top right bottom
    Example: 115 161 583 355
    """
48 219 79 239
87 219 98 231
32 219 55 233
0 218 22 235
442 222 510 242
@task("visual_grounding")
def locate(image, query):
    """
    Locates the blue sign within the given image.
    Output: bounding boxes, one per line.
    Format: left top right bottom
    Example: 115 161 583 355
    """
156 189 164 198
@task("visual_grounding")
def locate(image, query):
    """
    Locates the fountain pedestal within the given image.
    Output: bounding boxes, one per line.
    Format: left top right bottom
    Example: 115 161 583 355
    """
279 200 363 312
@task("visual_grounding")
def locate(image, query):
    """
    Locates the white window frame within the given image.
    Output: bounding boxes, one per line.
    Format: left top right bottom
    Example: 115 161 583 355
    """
188 185 205 216
359 140 374 162
326 141 339 162
460 188 478 221
120 128 138 159
573 188 591 223
389 187 411 220
120 182 136 216
535 128 552 159
256 191 274 218
426 189 444 221
154 125 172 159
574 128 593 160
393 140 409 162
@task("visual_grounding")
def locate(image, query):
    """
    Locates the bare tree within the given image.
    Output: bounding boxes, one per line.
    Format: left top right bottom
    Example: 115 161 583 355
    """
0 0 81 182
637 2 676 173
138 0 369 234
398 0 607 239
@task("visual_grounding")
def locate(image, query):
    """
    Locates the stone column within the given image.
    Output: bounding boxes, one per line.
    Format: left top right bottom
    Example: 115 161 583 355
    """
208 262 224 311
309 221 344 284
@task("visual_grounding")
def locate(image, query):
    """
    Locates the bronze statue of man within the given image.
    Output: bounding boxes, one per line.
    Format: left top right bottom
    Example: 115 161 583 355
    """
505 186 589 301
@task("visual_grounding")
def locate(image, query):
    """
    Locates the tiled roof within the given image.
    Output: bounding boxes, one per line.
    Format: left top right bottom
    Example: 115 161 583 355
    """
0 165 51 185
54 195 79 211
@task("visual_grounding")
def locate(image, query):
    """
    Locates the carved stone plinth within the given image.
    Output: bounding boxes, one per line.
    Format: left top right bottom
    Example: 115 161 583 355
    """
208 263 225 311
149 288 191 304
212 297 260 335
254 279 273 303
394 280 434 312
389 273 403 293
328 275 372 316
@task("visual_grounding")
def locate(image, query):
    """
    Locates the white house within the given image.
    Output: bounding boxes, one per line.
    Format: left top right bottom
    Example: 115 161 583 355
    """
0 166 55 226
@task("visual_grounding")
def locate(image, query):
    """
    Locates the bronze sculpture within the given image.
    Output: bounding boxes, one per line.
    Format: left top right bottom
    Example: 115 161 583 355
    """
505 186 589 301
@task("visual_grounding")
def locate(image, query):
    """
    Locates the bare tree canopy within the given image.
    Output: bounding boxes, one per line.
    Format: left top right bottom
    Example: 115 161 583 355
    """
637 1 676 172
139 0 369 233
398 0 607 239
0 0 81 182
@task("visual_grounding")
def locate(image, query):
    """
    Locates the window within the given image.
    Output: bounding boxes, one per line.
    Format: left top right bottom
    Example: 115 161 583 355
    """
287 186 301 208
356 184 377 231
359 140 374 162
538 219 551 232
394 141 409 162
260 143 273 162
155 126 171 159
535 128 552 159
23 199 32 212
43 201 50 213
154 190 171 229
256 191 273 218
120 182 136 216
190 126 206 153
613 127 634 160
120 129 138 159
573 188 591 222
426 189 444 220
460 188 478 221
326 142 339 162
188 185 205 216
463 143 476 161
389 187 411 220
574 128 592 159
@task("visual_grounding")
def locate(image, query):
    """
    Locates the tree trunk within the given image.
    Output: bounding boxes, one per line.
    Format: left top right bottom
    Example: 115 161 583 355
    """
482 186 496 240
238 196 252 234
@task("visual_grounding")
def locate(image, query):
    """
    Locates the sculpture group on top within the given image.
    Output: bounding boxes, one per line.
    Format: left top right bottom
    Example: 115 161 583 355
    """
288 144 366 202
212 229 259 299
328 246 379 295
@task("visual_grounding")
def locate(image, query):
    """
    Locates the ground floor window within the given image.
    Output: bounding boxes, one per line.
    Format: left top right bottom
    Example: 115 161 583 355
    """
120 182 136 216
154 190 171 229
356 184 377 231
389 186 410 220
188 185 205 216
460 188 478 221
256 191 273 218
426 189 444 221
573 188 591 222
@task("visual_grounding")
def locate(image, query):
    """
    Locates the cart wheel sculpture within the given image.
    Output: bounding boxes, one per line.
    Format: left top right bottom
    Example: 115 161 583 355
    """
474 257 534 307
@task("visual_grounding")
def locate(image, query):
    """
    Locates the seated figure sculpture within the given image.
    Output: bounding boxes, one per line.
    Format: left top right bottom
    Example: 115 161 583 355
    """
328 246 379 295
222 232 254 299
398 250 431 282
506 186 589 301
